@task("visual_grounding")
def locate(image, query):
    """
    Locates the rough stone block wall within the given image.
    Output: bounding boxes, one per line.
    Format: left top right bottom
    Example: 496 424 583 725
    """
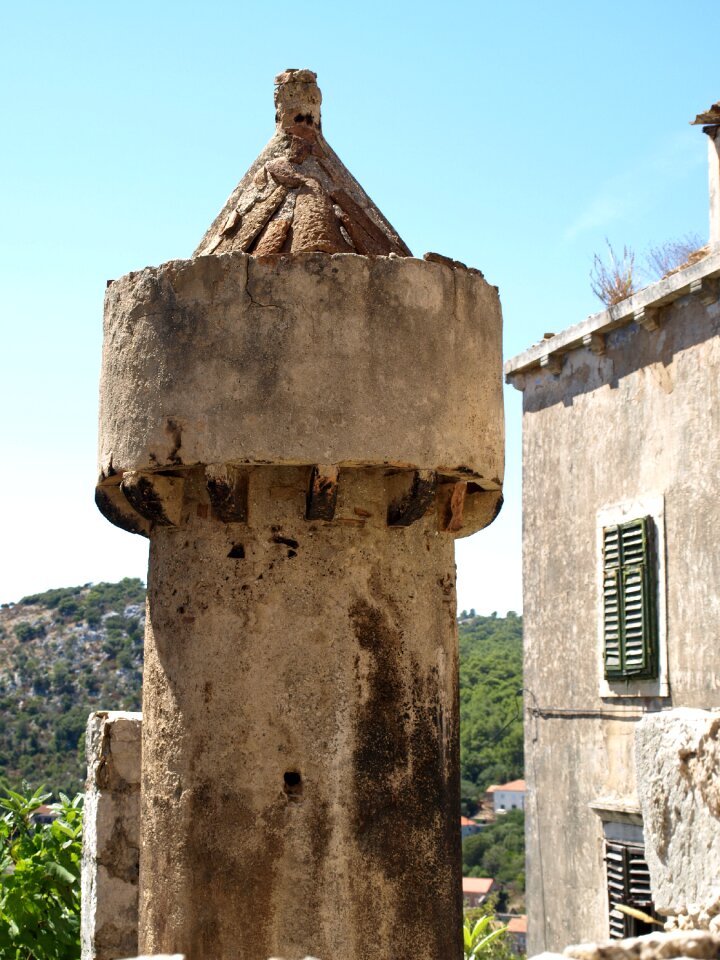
636 709 720 928
531 929 720 960
81 711 142 960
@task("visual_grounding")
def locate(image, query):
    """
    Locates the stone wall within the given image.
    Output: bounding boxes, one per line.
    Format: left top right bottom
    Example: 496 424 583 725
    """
81 711 142 960
531 929 720 960
636 709 720 930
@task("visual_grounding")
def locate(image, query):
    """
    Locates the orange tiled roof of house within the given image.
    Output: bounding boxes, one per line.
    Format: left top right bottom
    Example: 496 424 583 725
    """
507 916 527 933
486 779 526 793
460 816 477 826
462 877 494 895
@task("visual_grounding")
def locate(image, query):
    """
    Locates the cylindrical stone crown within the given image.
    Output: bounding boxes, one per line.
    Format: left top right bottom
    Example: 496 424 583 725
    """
97 252 503 540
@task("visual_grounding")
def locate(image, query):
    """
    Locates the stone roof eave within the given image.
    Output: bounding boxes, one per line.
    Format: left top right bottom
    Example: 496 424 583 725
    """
504 250 720 387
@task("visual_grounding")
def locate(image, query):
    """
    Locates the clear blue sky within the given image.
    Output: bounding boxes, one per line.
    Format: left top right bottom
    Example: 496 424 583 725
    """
1 0 717 613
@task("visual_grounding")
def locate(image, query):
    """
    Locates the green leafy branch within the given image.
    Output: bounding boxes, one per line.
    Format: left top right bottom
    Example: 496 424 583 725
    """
0 785 83 960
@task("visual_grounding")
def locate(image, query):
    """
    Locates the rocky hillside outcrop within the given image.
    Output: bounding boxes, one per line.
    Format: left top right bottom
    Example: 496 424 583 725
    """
0 579 145 795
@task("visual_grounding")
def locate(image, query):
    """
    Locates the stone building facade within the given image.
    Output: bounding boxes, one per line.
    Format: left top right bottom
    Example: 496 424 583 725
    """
505 105 720 956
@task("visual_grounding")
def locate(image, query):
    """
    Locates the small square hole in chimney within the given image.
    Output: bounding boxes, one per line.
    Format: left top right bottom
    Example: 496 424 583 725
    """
228 544 245 559
283 770 303 800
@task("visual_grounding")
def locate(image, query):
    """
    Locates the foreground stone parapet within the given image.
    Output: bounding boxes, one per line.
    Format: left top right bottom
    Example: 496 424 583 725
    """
635 710 720 926
559 930 720 960
81 711 142 960
96 69 504 960
531 931 720 960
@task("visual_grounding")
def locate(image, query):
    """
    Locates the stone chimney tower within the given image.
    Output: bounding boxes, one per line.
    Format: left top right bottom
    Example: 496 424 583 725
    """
692 101 720 251
96 69 504 960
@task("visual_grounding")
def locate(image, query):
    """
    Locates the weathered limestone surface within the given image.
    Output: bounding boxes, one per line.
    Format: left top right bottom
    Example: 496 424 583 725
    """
81 711 142 960
636 710 720 925
194 69 411 259
98 252 503 494
561 930 720 960
508 282 720 953
138 465 464 959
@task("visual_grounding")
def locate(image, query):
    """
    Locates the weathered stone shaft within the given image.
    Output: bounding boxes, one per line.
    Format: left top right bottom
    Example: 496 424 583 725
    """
139 466 461 959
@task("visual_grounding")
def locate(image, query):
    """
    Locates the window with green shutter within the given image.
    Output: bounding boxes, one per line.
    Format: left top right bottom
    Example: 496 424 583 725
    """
602 517 658 680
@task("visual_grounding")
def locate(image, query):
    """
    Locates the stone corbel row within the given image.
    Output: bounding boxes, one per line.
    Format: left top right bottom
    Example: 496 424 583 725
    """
96 464 502 537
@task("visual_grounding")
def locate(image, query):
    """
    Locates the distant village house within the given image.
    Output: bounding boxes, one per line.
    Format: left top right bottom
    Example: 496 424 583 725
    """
461 815 483 838
462 876 495 907
507 915 528 955
487 779 526 813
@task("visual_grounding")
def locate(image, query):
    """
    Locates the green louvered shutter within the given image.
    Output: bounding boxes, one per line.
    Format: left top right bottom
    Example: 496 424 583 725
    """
603 517 657 680
621 520 651 675
603 526 622 676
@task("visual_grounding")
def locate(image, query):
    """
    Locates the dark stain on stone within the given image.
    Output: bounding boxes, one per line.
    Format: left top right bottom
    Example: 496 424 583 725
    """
387 470 436 527
186 780 285 960
305 465 339 521
304 797 332 958
99 818 139 884
121 475 174 526
207 472 249 524
437 575 454 597
164 418 183 465
348 598 462 957
282 770 303 801
95 485 149 538
271 534 299 550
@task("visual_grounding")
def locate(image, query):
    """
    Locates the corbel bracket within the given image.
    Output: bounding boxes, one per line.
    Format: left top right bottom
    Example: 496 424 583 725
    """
305 464 339 521
387 470 437 527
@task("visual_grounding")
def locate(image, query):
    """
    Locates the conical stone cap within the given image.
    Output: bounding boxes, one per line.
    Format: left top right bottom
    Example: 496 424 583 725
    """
194 69 412 258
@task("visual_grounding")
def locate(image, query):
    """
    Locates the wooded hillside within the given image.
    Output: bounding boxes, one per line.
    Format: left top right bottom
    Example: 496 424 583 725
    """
0 584 523 802
0 580 144 795
459 611 524 802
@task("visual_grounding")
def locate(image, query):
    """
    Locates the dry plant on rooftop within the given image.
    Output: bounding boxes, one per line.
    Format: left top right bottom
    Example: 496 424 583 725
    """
644 232 705 281
590 240 636 307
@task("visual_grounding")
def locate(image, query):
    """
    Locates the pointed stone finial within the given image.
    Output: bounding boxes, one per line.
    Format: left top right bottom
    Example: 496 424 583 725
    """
194 70 411 258
274 68 322 133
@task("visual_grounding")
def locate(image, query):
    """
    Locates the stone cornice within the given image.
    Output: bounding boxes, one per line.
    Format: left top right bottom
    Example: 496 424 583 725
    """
505 250 720 387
